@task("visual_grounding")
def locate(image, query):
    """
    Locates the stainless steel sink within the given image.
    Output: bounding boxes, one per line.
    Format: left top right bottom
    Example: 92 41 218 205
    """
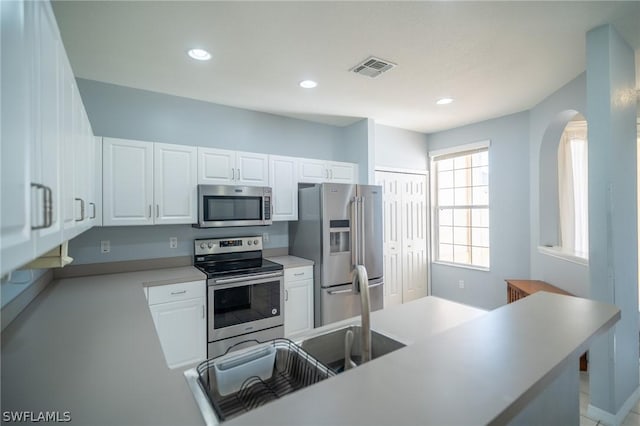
300 325 405 373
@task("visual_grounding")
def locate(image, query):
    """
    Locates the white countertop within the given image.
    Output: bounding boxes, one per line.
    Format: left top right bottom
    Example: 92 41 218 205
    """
1 267 620 426
227 292 619 426
1 267 207 426
265 255 314 268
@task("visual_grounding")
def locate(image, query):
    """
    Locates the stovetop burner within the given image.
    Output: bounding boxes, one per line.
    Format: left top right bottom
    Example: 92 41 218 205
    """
195 258 283 279
193 236 283 279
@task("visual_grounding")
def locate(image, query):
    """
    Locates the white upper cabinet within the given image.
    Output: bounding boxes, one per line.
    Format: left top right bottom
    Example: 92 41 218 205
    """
298 158 327 183
327 161 358 184
236 151 269 186
103 138 196 226
197 147 235 184
197 147 268 186
269 155 299 221
154 143 197 224
298 158 358 184
103 138 154 226
1 0 97 276
1 0 35 275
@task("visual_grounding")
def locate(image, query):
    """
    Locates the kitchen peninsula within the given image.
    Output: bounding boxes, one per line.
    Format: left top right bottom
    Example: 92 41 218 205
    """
1 268 619 425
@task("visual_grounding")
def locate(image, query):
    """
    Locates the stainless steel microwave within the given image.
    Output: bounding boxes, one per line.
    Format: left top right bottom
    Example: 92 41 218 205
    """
196 185 272 227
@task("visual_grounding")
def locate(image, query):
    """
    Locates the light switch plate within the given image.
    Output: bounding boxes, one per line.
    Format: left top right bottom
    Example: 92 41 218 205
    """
101 240 110 254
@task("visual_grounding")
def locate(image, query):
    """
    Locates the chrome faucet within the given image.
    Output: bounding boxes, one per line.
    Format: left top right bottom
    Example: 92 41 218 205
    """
353 264 371 364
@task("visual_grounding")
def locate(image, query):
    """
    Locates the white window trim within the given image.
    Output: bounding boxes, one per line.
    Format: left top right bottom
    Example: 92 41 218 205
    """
429 139 491 159
430 141 491 270
538 245 588 266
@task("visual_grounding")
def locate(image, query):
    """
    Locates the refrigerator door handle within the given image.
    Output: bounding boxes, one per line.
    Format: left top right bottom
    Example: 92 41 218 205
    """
351 196 358 267
359 196 365 265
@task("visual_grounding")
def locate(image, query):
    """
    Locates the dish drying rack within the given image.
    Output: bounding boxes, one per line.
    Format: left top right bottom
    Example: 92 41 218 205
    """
196 338 335 422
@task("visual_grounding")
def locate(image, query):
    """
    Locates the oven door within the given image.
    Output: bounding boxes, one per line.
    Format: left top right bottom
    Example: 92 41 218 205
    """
208 272 284 341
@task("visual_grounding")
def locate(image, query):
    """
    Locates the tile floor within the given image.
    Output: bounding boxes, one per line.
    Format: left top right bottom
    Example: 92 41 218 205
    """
579 371 640 426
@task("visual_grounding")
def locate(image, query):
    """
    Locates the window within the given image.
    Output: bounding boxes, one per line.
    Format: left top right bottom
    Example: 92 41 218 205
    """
557 119 588 258
432 144 490 269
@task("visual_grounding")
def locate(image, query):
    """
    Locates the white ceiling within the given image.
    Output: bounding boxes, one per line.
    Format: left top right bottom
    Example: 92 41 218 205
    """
53 1 640 134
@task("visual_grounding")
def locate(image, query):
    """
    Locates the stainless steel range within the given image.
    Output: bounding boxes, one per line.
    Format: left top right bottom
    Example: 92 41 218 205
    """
194 236 284 358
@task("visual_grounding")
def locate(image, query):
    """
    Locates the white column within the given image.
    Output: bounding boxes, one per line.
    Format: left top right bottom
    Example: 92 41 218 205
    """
587 24 639 423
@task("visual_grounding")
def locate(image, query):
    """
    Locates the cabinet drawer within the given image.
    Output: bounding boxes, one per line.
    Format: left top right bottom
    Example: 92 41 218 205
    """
147 280 205 305
284 266 313 283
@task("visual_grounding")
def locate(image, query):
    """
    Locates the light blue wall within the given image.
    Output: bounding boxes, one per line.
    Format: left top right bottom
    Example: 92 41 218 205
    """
68 222 287 264
341 119 372 183
77 78 348 160
374 124 428 171
529 74 590 297
428 111 530 310
72 79 372 265
586 24 638 417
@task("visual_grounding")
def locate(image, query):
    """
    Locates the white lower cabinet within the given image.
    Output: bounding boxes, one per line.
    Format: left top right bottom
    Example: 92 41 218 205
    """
284 266 313 338
147 280 206 369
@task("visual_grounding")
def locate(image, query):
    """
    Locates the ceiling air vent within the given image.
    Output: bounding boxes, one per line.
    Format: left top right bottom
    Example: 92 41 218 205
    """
350 56 396 78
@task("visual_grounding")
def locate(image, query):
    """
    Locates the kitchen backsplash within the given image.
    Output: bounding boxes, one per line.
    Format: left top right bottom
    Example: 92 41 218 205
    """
67 222 288 265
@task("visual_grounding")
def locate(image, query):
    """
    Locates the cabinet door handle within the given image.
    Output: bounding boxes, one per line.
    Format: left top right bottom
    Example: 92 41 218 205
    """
285 289 288 301
237 168 240 181
148 205 152 218
170 290 187 295
31 183 52 230
74 198 85 222
156 204 159 218
325 169 329 179
231 168 235 180
330 169 334 179
89 202 96 219
202 305 205 319
294 272 304 276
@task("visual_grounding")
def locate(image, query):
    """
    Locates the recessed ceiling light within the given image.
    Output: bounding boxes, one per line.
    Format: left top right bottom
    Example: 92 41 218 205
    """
187 48 211 61
436 97 454 105
299 80 318 89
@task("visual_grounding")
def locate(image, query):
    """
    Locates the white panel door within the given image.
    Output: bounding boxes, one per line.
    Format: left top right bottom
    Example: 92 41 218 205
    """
150 297 206 369
236 151 269 186
102 138 154 226
375 171 403 307
32 0 63 256
154 143 197 224
298 158 327 183
60 56 77 239
329 161 357 184
269 155 298 221
402 174 429 302
197 147 234 184
284 279 313 337
376 171 429 306
1 0 35 275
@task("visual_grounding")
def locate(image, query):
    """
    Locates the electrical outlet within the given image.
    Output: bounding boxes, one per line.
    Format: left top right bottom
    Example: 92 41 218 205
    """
169 237 178 249
458 280 465 289
101 240 110 254
263 232 269 243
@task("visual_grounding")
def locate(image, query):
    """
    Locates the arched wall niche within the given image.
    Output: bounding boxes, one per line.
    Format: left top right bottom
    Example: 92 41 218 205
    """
538 109 585 247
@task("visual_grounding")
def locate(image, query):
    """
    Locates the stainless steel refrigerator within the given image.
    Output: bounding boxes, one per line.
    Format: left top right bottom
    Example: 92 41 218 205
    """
289 183 384 327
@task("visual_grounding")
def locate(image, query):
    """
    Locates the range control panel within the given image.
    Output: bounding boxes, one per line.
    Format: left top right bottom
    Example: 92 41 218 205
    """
194 236 263 255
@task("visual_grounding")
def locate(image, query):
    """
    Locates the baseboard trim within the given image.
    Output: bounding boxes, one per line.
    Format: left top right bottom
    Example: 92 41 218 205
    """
1 270 53 332
53 256 193 279
587 384 640 426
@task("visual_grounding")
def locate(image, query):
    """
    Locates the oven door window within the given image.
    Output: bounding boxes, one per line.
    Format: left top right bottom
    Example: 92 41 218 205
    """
204 196 262 222
213 280 280 329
